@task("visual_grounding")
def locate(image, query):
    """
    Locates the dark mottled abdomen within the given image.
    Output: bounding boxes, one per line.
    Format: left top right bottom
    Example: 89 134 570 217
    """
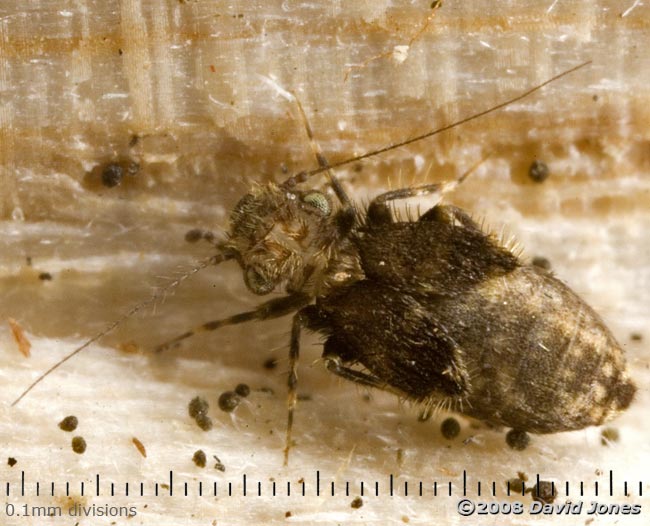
434 266 635 432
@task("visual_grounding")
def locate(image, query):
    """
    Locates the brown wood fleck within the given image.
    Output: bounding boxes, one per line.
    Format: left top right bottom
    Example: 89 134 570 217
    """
8 318 31 357
132 437 147 458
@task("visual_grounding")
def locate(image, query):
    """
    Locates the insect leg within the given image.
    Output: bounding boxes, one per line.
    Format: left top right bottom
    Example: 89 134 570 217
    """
154 292 310 353
418 204 482 231
284 305 319 465
367 151 493 224
283 95 355 213
367 183 446 224
324 356 386 390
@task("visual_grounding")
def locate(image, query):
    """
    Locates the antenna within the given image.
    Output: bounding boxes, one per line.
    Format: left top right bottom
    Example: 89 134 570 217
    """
285 60 592 185
11 254 225 406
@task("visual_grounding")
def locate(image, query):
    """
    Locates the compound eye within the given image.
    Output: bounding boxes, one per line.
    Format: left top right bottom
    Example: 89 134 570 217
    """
244 267 275 295
302 191 331 216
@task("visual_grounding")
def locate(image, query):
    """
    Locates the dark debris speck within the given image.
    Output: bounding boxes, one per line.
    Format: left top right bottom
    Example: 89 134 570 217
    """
213 455 226 472
532 480 556 504
506 429 530 451
263 357 278 370
528 159 550 183
185 229 203 243
195 413 213 431
58 415 79 432
192 450 206 468
101 163 124 188
188 396 209 418
440 417 461 440
234 383 251 397
531 256 552 271
507 472 528 494
601 427 620 446
218 391 241 413
71 436 87 454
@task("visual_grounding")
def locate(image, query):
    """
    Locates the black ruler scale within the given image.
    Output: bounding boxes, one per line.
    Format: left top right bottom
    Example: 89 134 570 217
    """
2 470 645 499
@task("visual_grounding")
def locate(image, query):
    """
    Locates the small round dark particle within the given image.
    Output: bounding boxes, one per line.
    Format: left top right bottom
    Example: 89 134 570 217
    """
440 417 461 440
188 396 209 418
38 272 53 281
532 480 556 504
58 415 79 432
601 427 620 446
7 457 17 467
263 357 278 370
507 472 528 494
195 413 213 431
285 511 292 518
234 383 251 397
528 159 550 183
71 436 87 454
630 332 643 342
531 256 552 271
218 391 241 413
506 429 530 451
101 163 124 188
192 449 206 468
351 496 363 509
185 228 203 243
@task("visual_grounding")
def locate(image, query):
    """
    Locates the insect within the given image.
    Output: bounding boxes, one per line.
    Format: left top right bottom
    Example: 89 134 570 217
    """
12 61 636 464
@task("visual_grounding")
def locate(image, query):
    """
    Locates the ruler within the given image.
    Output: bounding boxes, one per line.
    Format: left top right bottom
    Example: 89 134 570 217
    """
3 469 645 499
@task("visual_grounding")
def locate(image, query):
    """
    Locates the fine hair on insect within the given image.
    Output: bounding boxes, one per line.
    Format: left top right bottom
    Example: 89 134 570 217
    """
12 60 636 465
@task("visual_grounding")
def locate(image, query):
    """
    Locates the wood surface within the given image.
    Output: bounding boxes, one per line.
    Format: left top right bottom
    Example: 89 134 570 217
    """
1 1 648 524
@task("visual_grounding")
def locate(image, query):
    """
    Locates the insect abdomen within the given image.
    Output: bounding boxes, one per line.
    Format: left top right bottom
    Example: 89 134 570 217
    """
457 266 636 432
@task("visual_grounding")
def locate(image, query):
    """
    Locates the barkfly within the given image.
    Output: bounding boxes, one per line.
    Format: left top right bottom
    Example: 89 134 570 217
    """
12 61 636 464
